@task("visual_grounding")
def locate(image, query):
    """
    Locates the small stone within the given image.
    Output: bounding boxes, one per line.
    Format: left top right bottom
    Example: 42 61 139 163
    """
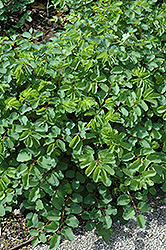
13 209 20 216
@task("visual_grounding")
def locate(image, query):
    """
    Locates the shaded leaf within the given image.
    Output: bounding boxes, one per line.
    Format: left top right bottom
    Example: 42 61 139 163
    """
50 234 60 250
136 215 146 228
61 227 74 241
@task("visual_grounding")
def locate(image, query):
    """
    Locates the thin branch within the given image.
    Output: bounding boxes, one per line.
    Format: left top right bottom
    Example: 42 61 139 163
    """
93 195 106 217
9 237 34 250
47 0 49 17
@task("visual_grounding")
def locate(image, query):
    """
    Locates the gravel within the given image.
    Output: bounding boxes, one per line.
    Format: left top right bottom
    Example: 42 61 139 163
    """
31 195 166 250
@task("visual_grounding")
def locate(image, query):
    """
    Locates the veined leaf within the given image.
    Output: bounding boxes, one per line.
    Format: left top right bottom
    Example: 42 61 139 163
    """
44 221 59 233
93 165 100 182
0 179 6 191
69 135 80 149
61 227 74 241
122 153 134 162
138 202 151 213
136 215 146 228
101 164 115 175
117 194 130 206
128 158 142 173
65 215 79 228
80 154 94 169
101 168 108 185
0 205 5 217
0 1 4 8
143 87 153 99
85 160 97 176
17 150 32 162
50 234 61 250
123 206 135 220
157 105 166 114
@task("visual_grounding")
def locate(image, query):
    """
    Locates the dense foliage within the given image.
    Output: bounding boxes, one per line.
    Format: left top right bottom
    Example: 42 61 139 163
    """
0 0 166 249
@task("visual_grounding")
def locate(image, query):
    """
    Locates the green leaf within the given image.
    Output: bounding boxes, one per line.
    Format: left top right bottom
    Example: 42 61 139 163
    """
0 68 6 74
70 203 82 214
44 221 59 233
157 105 166 114
33 31 43 38
0 179 6 191
31 213 39 227
93 165 100 182
47 210 61 221
147 153 162 163
38 156 57 170
29 187 40 202
85 160 97 176
81 211 90 220
123 206 135 220
71 193 83 203
39 233 47 243
0 1 4 8
86 221 95 231
0 192 5 201
117 194 130 206
47 173 59 186
49 234 60 250
103 214 112 229
52 197 64 210
101 168 108 185
80 154 94 169
22 32 31 38
136 215 146 228
31 237 39 247
17 150 32 162
149 187 157 195
143 88 153 99
0 205 5 216
5 97 20 110
128 158 142 173
139 100 148 111
106 205 117 215
61 227 74 241
120 141 132 151
122 153 134 162
20 131 30 141
101 164 115 175
111 66 123 74
138 202 151 213
66 215 79 228
161 182 166 192
0 142 3 154
22 173 29 188
98 228 105 236
30 229 39 236
104 233 110 243
142 170 156 178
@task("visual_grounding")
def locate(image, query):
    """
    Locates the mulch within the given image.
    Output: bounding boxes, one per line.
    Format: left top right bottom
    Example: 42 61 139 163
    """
0 0 70 42
0 209 33 250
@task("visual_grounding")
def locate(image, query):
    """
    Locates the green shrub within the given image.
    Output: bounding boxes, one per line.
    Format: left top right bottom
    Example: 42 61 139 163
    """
0 0 166 248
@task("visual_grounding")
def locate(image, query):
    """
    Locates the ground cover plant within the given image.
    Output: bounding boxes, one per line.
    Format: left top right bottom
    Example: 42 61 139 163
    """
0 0 166 249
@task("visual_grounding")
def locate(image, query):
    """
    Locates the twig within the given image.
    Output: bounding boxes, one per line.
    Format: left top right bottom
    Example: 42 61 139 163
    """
9 234 52 250
93 195 106 216
126 188 138 212
59 195 71 230
47 0 49 17
148 193 161 209
9 237 34 250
